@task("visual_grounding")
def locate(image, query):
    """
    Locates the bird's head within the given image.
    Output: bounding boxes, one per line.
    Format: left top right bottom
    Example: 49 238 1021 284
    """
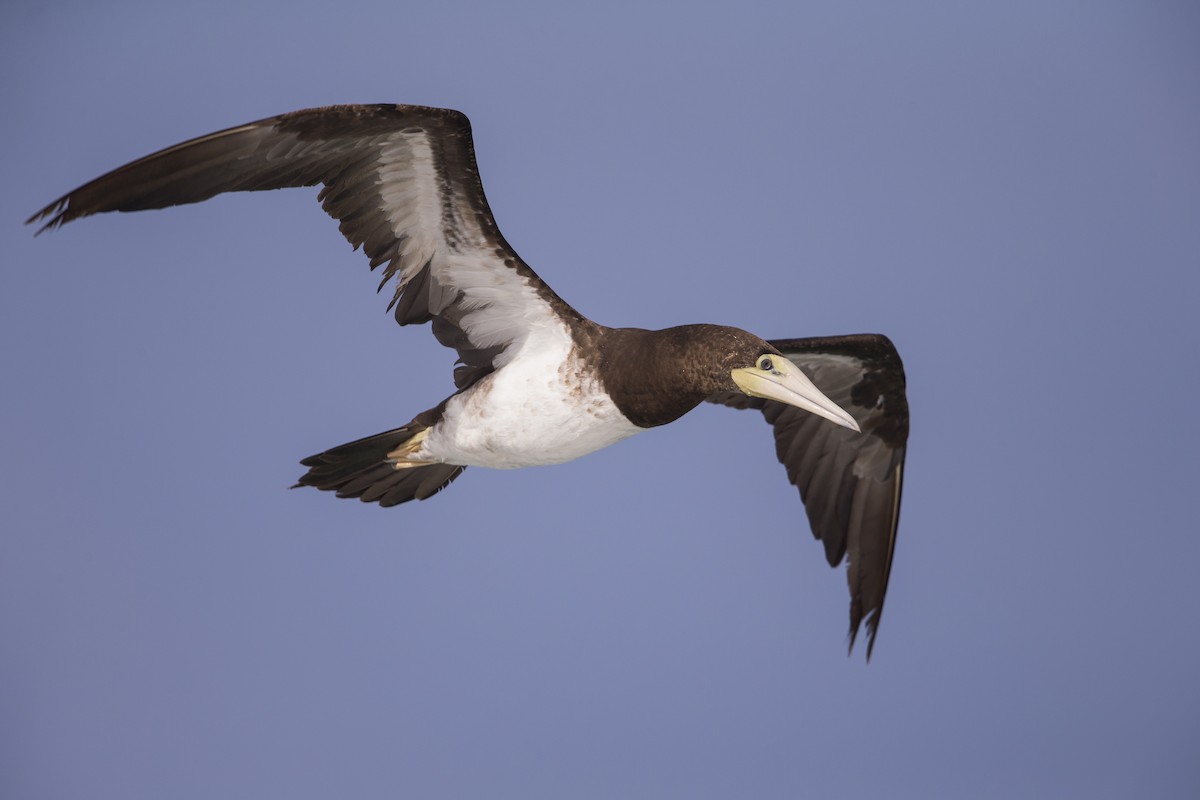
599 325 861 432
721 330 861 433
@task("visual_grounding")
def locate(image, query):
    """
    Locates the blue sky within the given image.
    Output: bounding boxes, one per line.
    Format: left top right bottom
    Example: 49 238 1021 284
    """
3 1 1198 797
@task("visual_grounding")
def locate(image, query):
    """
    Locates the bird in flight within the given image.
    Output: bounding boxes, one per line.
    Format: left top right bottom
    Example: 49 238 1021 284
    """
29 104 909 656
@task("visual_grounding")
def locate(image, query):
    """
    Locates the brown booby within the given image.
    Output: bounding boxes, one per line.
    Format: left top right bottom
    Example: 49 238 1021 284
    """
28 104 909 656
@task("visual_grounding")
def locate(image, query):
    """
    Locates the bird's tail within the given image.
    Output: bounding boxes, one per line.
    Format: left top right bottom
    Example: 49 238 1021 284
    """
293 425 464 507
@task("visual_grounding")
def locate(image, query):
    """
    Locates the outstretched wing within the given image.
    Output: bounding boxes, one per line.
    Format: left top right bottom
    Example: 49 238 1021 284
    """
28 104 580 389
709 333 908 658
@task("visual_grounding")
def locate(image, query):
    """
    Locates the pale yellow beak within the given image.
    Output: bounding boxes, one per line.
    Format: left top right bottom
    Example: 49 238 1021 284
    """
731 358 861 432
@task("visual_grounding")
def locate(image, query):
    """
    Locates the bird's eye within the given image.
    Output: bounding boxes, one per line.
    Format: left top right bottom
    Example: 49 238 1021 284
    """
759 356 774 372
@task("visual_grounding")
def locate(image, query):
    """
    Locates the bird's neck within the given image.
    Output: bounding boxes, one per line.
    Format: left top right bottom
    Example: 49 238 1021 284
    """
590 325 726 428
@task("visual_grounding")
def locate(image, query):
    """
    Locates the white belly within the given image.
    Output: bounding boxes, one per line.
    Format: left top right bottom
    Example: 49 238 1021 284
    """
417 330 643 469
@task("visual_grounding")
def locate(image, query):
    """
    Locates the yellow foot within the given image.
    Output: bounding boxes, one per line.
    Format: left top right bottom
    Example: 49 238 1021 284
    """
385 428 437 468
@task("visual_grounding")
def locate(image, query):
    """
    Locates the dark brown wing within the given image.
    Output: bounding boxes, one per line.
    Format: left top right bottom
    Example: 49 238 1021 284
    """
709 333 908 658
28 104 581 390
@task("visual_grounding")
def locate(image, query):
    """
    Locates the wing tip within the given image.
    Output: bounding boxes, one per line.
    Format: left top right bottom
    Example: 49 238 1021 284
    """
26 197 71 235
847 606 882 662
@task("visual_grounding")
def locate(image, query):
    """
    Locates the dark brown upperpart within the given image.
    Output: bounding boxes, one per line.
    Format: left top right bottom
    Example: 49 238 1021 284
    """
588 324 775 428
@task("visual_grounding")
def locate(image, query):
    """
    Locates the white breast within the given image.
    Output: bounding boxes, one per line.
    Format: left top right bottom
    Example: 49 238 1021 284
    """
417 321 643 469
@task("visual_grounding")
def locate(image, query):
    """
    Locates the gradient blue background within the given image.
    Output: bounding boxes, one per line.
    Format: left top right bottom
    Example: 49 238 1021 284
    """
4 2 1198 797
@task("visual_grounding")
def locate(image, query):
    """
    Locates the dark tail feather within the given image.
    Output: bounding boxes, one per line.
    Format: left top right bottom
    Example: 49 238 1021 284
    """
293 426 465 507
